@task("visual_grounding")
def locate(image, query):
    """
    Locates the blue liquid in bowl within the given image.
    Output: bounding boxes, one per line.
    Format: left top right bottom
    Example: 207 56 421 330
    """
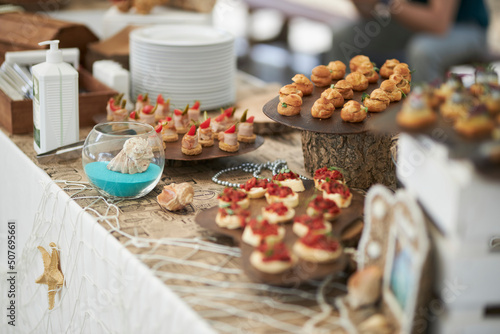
85 161 161 197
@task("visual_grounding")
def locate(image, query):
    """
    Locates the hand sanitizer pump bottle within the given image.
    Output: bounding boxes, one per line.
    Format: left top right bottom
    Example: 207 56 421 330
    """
32 40 79 154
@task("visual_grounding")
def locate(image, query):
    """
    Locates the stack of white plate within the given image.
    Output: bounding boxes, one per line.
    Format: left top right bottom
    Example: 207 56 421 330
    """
130 25 236 110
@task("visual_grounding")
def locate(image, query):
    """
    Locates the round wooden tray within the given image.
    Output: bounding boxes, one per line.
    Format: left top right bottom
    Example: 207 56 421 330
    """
164 135 264 161
263 80 402 134
195 180 365 285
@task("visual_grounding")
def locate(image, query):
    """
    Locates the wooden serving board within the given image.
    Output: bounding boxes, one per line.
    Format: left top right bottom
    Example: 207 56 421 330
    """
262 79 402 135
195 180 365 285
164 135 264 161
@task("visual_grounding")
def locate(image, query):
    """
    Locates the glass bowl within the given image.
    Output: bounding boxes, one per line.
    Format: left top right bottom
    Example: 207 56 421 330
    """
82 122 165 199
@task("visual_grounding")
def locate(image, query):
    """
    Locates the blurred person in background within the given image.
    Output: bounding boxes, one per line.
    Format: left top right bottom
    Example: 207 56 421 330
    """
328 0 490 83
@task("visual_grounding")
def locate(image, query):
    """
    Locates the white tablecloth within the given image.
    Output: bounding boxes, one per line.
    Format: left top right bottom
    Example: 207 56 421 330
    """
0 130 215 333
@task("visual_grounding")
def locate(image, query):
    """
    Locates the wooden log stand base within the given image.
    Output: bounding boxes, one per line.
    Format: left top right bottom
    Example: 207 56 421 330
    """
301 130 396 190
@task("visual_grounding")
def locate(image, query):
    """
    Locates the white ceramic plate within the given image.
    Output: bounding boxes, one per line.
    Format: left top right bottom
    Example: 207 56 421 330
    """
129 60 235 73
130 25 234 47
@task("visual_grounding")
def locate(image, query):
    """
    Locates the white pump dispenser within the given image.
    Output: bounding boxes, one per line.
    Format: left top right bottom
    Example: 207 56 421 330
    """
39 40 63 63
32 40 79 154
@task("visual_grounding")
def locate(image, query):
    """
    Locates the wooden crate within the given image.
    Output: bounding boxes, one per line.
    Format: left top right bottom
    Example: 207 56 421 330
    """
0 67 117 134
0 12 98 66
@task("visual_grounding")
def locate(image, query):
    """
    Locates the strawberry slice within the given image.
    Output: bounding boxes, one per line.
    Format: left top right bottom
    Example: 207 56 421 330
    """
224 107 234 117
246 116 255 123
157 94 164 104
142 105 154 114
137 94 143 102
174 109 183 116
200 118 211 129
129 111 138 120
108 98 120 111
187 125 197 136
192 100 200 110
155 123 162 133
215 113 226 122
225 124 236 134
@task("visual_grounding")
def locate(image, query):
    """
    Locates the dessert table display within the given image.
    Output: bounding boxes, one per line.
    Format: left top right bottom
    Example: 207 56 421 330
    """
1 126 369 334
3 119 447 333
1 3 498 332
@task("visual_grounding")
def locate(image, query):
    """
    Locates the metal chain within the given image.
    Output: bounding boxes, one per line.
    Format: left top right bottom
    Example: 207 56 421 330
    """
212 159 309 187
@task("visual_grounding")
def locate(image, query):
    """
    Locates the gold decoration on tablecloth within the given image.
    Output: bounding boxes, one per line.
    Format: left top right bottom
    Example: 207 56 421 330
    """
35 242 64 310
